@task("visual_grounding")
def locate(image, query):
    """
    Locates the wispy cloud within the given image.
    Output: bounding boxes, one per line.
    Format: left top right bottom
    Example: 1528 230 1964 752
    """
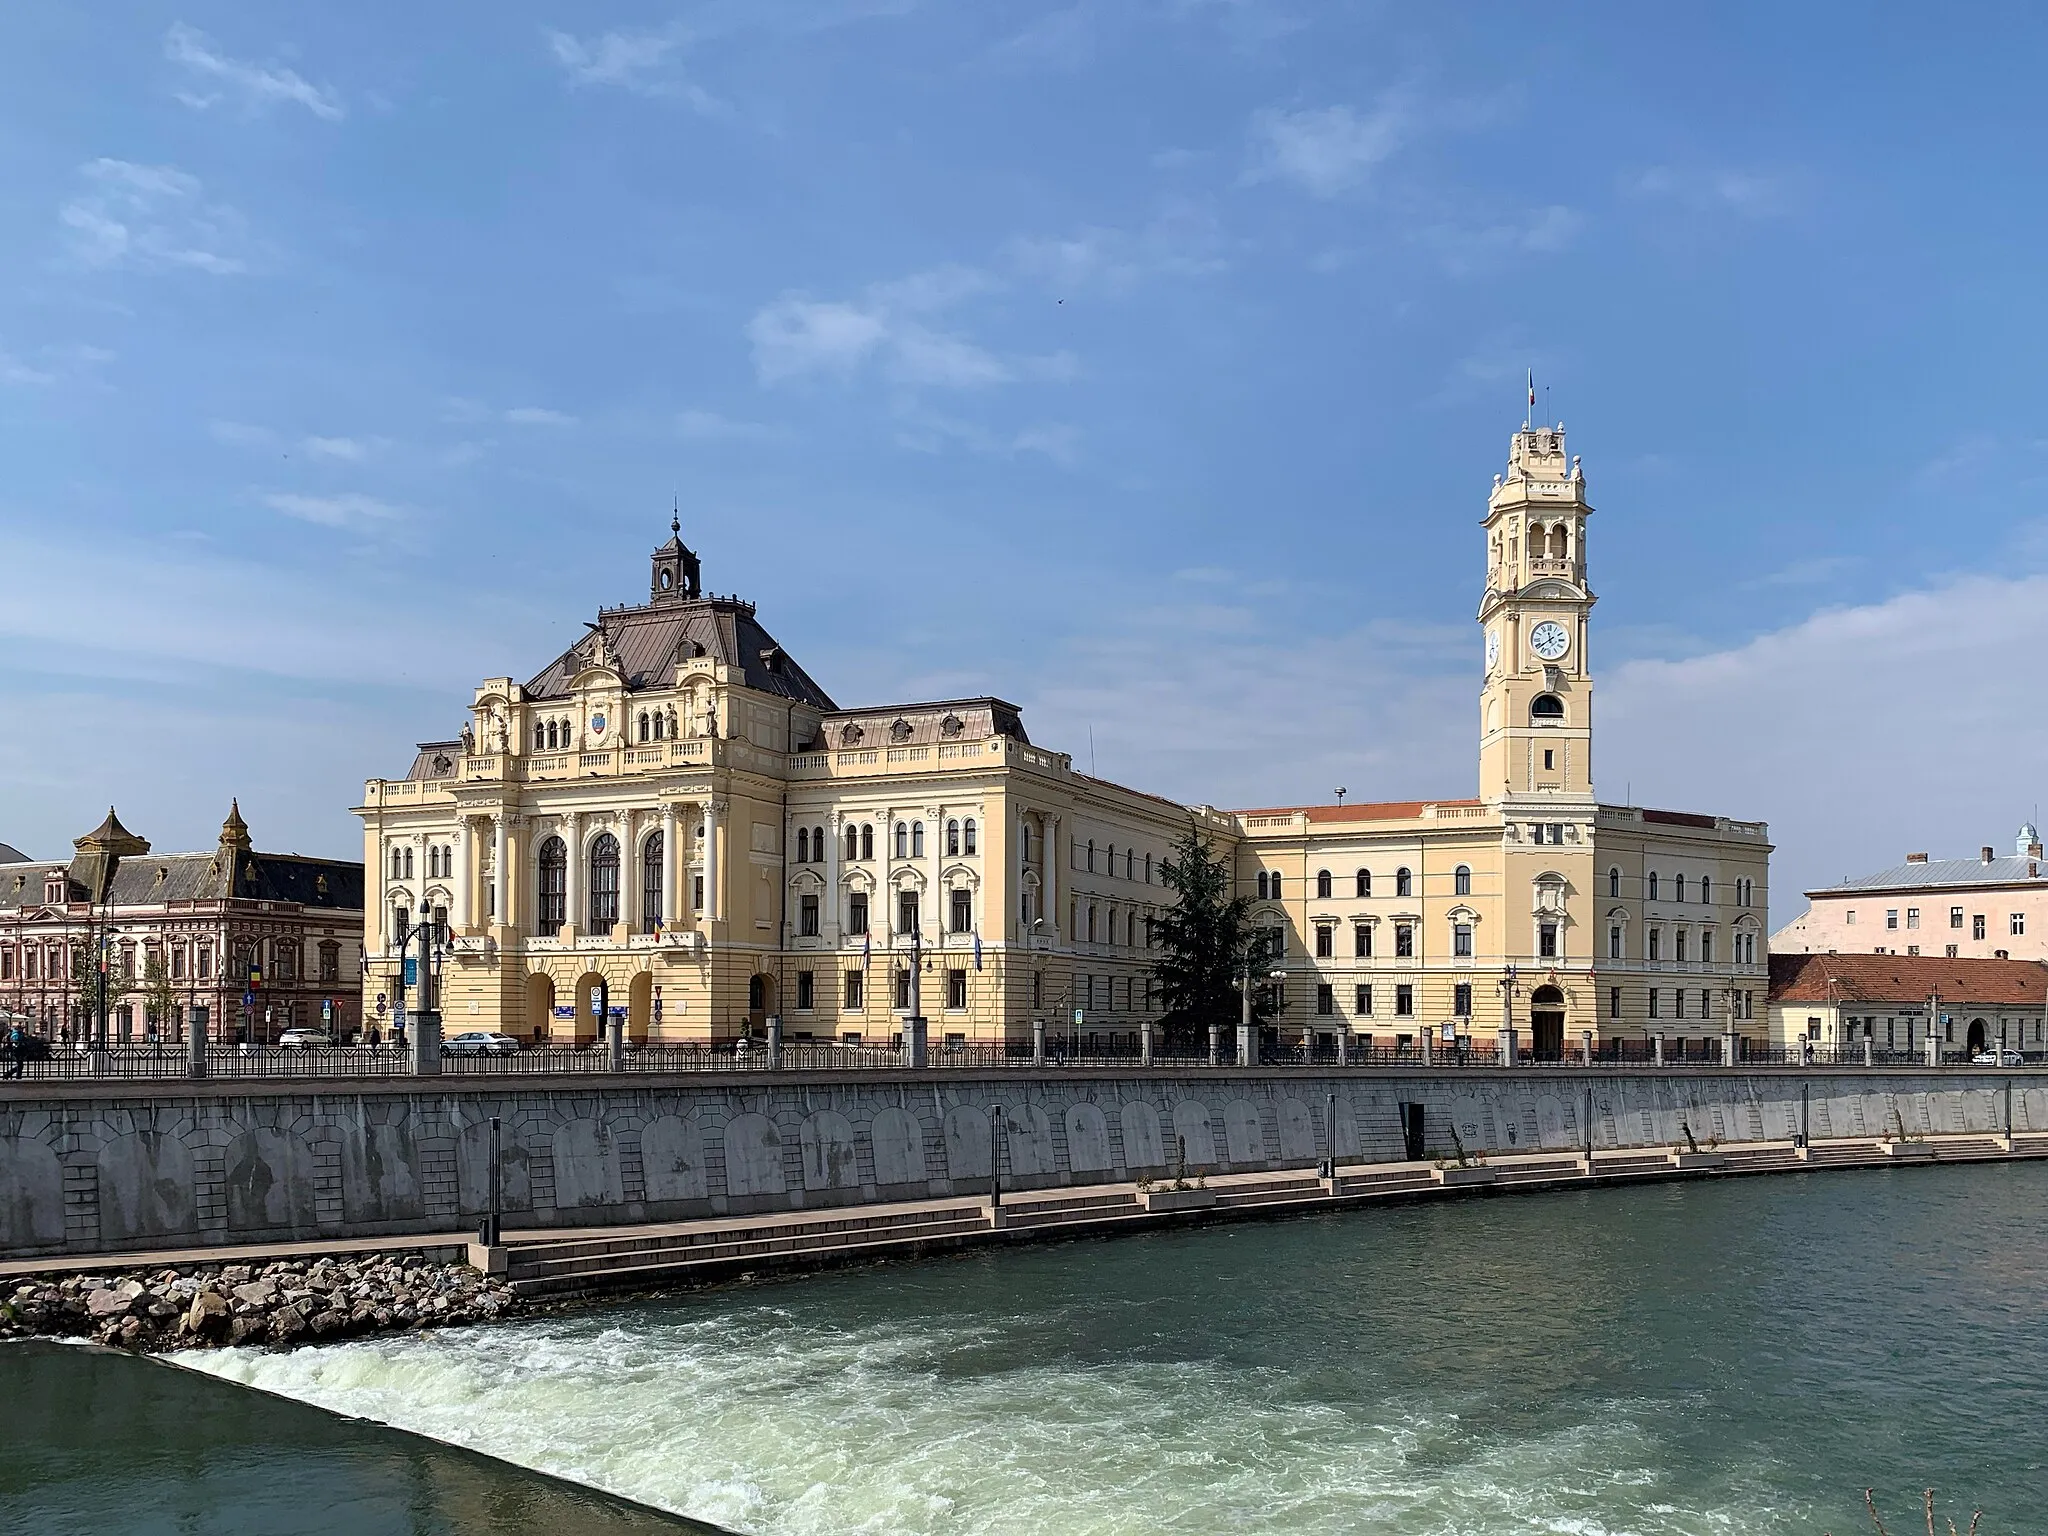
677 409 782 441
58 159 249 276
893 408 1081 466
1006 203 1230 293
261 491 404 529
1625 165 1803 219
1417 203 1583 275
750 266 1057 389
302 435 371 461
544 23 720 110
504 405 577 427
1247 98 1408 198
164 23 344 120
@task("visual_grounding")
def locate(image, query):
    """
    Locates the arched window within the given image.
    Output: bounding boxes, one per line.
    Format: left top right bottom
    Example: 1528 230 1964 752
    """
1700 875 1712 905
637 711 649 742
1019 822 1031 863
536 838 567 934
533 722 546 751
1356 869 1371 898
946 820 960 856
1107 843 1117 874
390 848 402 881
1531 694 1565 722
895 822 908 859
1256 871 1268 900
1609 867 1621 898
911 822 925 857
403 847 414 880
589 834 620 930
861 824 874 861
964 818 977 855
1143 852 1151 883
1316 869 1332 899
846 825 860 863
1270 872 1282 900
1454 865 1472 896
813 826 824 862
796 828 810 864
642 832 663 933
1395 867 1412 898
1647 872 1660 900
1087 840 1096 872
1674 874 1687 902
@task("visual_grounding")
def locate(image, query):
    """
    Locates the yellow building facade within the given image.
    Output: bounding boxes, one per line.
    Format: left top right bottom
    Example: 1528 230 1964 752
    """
356 424 1771 1057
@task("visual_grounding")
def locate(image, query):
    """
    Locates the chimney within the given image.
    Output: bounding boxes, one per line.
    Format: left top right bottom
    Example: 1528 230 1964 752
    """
2030 841 2044 860
1981 846 1996 865
1905 852 1928 864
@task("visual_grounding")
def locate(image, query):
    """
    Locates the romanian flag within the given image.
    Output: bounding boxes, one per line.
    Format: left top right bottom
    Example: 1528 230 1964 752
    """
1527 370 1535 409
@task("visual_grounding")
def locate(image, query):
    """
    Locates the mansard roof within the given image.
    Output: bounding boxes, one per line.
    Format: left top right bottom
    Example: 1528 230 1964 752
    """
523 594 837 711
1812 853 2047 896
0 848 362 913
0 842 29 864
815 698 1029 751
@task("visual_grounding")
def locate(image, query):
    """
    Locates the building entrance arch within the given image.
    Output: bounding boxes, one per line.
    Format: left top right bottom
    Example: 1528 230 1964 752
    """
1529 984 1566 1061
1968 1019 1988 1055
525 972 556 1043
628 972 653 1042
572 970 609 1046
747 972 776 1035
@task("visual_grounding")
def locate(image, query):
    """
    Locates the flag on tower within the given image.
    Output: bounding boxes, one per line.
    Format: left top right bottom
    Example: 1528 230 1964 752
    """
1527 369 1536 410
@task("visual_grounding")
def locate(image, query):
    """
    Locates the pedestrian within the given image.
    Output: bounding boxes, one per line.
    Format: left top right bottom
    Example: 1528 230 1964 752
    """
3 1021 25 1080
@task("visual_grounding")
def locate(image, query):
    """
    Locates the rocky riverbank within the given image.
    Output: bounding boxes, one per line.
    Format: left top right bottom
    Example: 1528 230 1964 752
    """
0 1252 521 1351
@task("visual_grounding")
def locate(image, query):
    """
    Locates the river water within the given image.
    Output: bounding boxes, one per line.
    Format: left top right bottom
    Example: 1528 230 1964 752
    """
97 1164 2048 1532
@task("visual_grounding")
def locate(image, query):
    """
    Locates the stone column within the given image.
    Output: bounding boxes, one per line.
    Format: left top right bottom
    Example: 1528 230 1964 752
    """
704 801 722 922
492 814 509 928
564 813 583 936
452 820 471 931
1044 815 1061 939
660 802 678 931
1015 810 1029 940
622 809 640 936
825 811 842 942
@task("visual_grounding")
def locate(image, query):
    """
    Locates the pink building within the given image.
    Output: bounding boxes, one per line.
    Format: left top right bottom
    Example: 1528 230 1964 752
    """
1773 822 2048 962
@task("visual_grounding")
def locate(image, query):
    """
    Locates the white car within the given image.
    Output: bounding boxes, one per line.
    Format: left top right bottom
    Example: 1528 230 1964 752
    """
1970 1048 2025 1066
276 1028 334 1048
444 1031 521 1056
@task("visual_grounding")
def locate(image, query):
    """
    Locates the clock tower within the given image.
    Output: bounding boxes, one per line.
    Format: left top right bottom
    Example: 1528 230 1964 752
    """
1476 422 1595 800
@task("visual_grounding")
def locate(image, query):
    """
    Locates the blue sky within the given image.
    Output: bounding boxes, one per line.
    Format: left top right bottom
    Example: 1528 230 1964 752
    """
5 2 2048 922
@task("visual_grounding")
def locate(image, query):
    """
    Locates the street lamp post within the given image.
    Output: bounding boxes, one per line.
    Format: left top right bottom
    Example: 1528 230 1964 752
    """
1497 965 1519 1067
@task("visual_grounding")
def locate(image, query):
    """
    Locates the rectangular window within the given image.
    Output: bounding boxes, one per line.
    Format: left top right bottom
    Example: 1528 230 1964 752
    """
1609 925 1622 960
1950 907 1965 929
319 944 339 983
950 889 972 934
843 970 864 1010
1453 923 1473 957
1946 944 1958 957
1648 988 1660 1020
1674 930 1687 963
799 893 820 937
1648 928 1661 961
1846 910 1856 925
1355 984 1373 1015
1538 923 1558 959
1974 914 1987 940
947 969 967 1010
1454 982 1472 1016
898 892 920 935
1906 908 1920 930
2013 913 2027 937
894 968 911 1010
1316 983 1334 1016
1395 984 1414 1016
1701 930 1714 963
1673 989 1685 1021
795 970 815 1011
1547 823 1564 844
1542 749 1555 771
848 893 869 935
1885 909 1899 930
198 946 212 980
1315 925 1333 958
0 949 11 981
1608 986 1621 1020
693 875 705 912
1355 925 1372 958
1394 923 1414 958
275 945 297 982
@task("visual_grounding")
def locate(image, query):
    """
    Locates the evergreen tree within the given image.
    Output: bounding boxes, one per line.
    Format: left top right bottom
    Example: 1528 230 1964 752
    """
1151 818 1272 1049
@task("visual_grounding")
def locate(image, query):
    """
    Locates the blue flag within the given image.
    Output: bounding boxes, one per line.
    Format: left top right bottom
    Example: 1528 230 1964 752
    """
973 931 982 970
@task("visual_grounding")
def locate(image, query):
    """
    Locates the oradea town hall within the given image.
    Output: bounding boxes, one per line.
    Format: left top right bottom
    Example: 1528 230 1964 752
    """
355 420 1770 1059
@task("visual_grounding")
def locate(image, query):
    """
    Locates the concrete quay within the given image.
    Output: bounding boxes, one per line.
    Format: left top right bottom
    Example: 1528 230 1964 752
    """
5 1065 2046 1263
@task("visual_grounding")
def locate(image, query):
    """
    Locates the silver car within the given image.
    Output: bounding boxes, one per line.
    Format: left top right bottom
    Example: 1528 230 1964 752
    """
444 1031 521 1056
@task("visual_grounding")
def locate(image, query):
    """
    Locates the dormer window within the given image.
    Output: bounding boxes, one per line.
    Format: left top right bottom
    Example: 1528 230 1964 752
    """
890 718 913 743
939 713 963 738
44 876 64 905
841 723 864 747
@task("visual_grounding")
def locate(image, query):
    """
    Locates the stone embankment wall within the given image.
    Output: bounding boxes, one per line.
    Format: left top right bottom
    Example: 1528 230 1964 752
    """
2 1069 2041 1258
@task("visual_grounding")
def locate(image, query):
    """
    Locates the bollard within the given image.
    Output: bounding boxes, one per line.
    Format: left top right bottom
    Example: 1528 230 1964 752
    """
1653 1032 1664 1067
186 1005 208 1080
1338 1028 1350 1068
1237 1022 1257 1068
1925 1032 1941 1068
1033 1018 1046 1065
1863 1037 1874 1068
1581 1029 1594 1067
412 1010 442 1076
610 1008 630 1073
1208 1022 1220 1067
766 1015 783 1071
1721 1030 1738 1067
1497 1027 1517 1067
904 1014 928 1069
1421 1027 1433 1067
1141 1025 1153 1067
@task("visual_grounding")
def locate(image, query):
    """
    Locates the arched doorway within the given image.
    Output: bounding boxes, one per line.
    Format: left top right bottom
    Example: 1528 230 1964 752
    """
572 970 608 1046
628 972 653 1042
747 972 776 1036
1529 985 1566 1061
1968 1019 1988 1055
526 972 556 1043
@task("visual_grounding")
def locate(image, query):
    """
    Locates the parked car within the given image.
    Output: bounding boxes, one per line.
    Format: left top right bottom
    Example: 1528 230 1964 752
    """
443 1031 521 1056
1970 1048 2025 1066
277 1028 334 1048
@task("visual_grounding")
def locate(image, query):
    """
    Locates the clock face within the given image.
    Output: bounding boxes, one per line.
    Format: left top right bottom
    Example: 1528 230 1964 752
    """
1529 620 1571 662
1484 629 1500 672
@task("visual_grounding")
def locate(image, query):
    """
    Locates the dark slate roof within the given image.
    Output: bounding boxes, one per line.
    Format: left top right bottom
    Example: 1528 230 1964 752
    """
406 741 465 783
818 698 1029 752
0 843 28 864
523 596 836 711
0 850 363 913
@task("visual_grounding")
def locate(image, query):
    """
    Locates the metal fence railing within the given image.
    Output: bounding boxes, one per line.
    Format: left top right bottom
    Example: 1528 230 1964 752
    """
3 1036 2043 1085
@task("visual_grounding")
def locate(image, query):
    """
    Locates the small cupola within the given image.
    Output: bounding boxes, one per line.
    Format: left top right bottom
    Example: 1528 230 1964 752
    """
651 512 702 602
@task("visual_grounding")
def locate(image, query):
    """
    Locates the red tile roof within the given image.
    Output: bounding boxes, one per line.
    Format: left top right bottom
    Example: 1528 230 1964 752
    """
1768 952 2048 1007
